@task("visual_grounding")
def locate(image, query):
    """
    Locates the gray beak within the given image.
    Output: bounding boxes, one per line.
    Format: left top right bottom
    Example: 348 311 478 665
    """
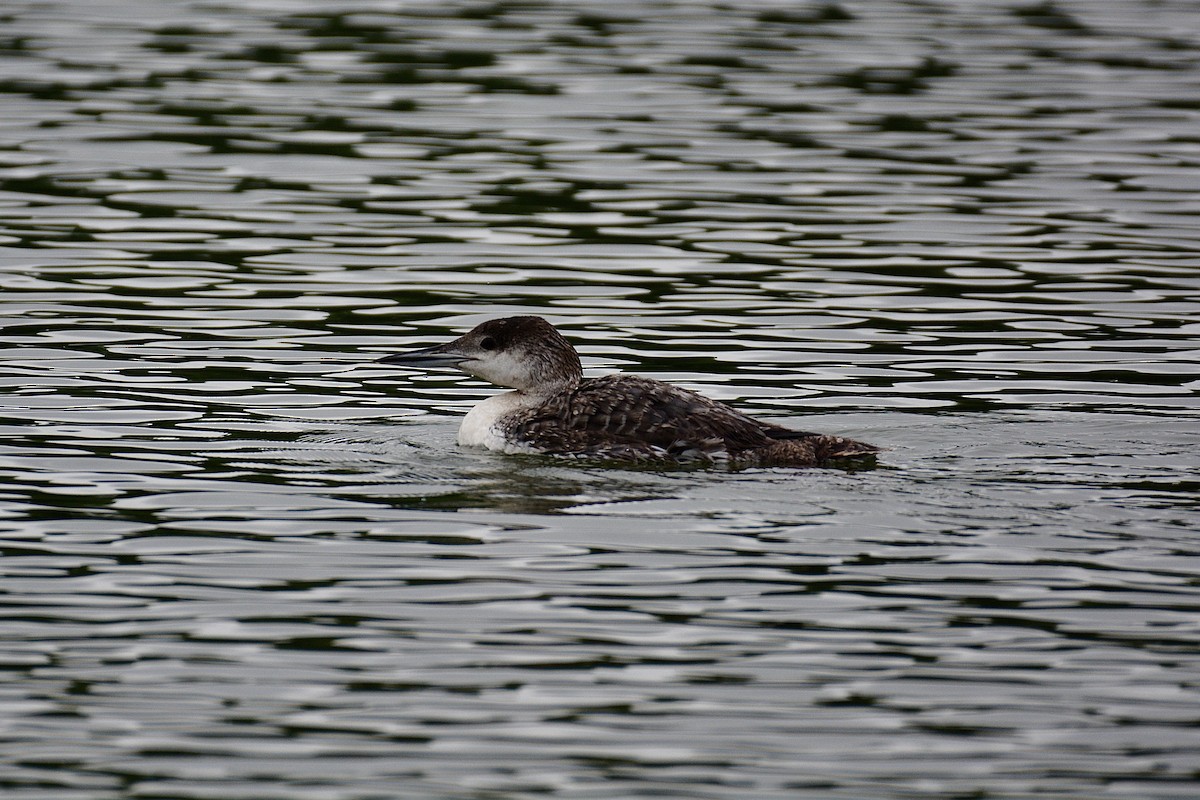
378 341 468 368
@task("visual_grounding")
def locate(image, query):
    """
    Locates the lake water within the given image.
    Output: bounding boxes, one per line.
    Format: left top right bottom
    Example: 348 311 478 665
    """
2 0 1199 798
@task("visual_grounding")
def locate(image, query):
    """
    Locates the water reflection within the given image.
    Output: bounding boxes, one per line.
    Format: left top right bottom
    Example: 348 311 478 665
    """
2 0 1199 798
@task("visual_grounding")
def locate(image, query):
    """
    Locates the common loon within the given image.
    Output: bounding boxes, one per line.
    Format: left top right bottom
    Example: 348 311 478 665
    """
379 316 879 467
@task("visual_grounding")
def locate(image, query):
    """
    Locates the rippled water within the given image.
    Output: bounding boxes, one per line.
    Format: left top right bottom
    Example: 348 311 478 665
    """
2 0 1199 798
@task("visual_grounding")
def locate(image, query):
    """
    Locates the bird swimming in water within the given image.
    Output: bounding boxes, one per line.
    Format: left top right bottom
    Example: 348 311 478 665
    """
379 316 879 467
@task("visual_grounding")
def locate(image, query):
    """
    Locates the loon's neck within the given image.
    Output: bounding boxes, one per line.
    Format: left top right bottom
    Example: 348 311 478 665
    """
457 377 580 452
455 388 550 451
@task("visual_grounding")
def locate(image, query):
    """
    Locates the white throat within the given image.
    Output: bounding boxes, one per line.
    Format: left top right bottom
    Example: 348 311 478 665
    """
457 390 543 453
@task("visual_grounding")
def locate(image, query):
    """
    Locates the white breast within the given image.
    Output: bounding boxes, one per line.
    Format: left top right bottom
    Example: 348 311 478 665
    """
457 391 539 454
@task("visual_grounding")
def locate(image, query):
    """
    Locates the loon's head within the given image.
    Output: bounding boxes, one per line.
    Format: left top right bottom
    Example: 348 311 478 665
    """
379 316 584 393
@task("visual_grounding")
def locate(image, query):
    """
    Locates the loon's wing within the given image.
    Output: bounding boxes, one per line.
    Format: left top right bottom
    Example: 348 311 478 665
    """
510 374 780 460
509 374 879 465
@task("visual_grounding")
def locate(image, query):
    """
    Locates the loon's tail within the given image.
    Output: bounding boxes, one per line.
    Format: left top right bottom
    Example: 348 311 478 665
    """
750 432 880 467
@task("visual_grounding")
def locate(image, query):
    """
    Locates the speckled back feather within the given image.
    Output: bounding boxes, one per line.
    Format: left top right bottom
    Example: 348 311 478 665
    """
505 374 877 467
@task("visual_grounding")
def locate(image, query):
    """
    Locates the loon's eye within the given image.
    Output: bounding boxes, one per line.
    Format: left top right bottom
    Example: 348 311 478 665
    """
479 336 497 351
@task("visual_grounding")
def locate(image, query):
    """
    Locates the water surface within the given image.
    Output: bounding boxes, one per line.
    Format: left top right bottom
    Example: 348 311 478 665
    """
2 1 1199 798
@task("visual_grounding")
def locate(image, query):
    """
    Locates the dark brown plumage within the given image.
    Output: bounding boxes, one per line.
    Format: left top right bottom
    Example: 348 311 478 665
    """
510 374 878 466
